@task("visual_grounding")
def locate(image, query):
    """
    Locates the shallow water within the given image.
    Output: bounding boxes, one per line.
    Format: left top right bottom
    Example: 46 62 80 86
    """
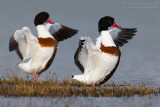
0 95 160 107
0 0 160 106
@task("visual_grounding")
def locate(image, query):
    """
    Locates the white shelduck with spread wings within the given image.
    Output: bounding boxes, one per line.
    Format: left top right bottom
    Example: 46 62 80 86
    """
9 12 78 83
73 16 137 88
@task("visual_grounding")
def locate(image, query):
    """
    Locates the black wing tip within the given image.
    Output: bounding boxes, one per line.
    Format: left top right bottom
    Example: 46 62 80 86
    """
120 28 137 33
121 28 137 30
114 28 138 47
74 39 85 59
79 39 85 46
9 35 18 52
61 25 79 33
53 25 78 42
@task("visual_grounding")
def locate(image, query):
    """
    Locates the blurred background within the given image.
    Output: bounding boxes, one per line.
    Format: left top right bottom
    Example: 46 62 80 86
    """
0 0 160 84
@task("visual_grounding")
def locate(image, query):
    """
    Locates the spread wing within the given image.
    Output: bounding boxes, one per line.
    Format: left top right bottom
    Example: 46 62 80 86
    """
74 37 100 73
44 23 78 42
109 28 137 47
9 27 39 61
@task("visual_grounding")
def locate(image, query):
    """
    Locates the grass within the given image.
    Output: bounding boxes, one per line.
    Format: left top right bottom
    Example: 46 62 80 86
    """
0 71 159 97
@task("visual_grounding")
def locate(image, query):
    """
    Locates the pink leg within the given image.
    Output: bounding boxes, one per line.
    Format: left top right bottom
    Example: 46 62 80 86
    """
37 74 40 82
92 83 95 89
33 72 36 83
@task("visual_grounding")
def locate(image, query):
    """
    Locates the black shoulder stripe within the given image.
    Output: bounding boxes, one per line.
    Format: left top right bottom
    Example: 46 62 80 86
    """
9 35 18 52
15 48 23 60
74 39 85 73
9 35 23 60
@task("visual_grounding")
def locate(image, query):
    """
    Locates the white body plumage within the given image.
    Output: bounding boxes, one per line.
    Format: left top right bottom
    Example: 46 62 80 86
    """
13 25 56 74
73 31 119 85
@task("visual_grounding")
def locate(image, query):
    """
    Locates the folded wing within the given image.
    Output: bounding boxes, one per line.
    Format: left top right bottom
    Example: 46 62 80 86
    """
44 23 78 42
9 27 39 61
109 28 137 47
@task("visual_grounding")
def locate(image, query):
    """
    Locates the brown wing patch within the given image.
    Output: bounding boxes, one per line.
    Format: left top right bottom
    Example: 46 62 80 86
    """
38 37 58 47
100 43 119 56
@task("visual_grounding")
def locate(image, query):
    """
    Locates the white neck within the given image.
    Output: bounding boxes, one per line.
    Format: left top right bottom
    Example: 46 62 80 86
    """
36 25 53 38
100 30 116 47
